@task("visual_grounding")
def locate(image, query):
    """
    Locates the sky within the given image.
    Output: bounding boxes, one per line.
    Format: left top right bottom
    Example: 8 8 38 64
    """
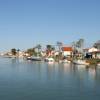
0 0 100 51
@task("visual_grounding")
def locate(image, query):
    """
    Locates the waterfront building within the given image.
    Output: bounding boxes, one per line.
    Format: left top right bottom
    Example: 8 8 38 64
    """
61 47 73 57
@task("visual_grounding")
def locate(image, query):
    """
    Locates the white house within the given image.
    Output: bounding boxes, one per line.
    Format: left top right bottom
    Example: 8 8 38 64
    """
88 47 98 53
88 47 100 59
61 47 73 57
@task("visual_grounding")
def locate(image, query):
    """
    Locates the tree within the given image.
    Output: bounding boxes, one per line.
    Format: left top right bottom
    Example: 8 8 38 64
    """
56 41 63 52
72 41 76 49
51 46 55 51
35 44 42 56
46 45 52 51
35 44 42 52
46 45 53 56
17 49 20 56
11 48 17 55
17 49 20 52
72 41 77 57
93 40 100 49
26 48 36 56
76 39 84 53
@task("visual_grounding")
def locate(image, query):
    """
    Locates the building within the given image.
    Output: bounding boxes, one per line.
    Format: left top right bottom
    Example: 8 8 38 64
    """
88 47 97 58
84 47 100 59
61 47 73 57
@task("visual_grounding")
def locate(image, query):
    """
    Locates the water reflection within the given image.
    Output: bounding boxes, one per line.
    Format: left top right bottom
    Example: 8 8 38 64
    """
0 58 100 100
9 59 100 84
88 68 96 79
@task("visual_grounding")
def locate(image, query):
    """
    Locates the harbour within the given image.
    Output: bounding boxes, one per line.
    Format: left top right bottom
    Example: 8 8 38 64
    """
0 57 100 100
0 0 100 99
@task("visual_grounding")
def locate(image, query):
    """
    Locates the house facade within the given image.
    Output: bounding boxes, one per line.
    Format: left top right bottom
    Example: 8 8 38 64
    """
90 51 100 59
61 47 73 57
84 47 100 59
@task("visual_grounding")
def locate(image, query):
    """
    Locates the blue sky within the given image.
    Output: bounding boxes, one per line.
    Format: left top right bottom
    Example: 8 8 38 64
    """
0 0 100 51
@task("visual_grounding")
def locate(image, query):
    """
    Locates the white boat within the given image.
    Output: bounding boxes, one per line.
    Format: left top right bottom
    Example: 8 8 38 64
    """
45 57 55 62
27 56 32 60
4 55 16 59
97 63 100 66
27 56 42 61
62 59 71 63
73 60 89 66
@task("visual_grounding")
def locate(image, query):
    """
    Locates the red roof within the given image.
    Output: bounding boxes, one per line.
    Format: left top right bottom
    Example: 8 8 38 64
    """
62 47 73 51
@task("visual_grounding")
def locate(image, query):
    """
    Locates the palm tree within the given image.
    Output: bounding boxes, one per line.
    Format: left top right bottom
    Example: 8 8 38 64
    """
46 45 52 56
76 39 84 52
17 49 20 57
46 45 52 51
72 39 84 59
56 41 63 52
51 46 55 51
93 40 100 49
27 48 35 56
35 44 42 56
35 44 41 52
72 41 77 58
11 48 17 55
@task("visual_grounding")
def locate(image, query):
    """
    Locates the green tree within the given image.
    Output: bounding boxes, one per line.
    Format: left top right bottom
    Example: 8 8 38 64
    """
11 48 17 55
27 48 36 56
46 45 52 51
51 46 55 51
17 49 20 56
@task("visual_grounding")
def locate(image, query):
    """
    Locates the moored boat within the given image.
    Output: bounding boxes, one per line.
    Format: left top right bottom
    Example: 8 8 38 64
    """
27 56 42 61
45 57 55 62
73 60 89 66
62 59 71 63
97 63 100 66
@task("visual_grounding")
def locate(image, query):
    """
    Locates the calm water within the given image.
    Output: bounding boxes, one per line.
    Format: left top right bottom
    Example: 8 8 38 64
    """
0 57 100 100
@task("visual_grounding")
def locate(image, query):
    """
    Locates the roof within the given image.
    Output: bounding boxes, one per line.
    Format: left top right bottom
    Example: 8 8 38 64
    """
88 47 98 53
91 50 100 53
62 47 73 51
83 48 89 51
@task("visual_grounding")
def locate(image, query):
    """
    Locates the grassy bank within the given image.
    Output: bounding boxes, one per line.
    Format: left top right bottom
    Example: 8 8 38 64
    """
86 59 100 65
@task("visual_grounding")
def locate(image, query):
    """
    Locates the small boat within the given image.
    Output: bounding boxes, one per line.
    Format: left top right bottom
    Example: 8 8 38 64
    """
27 56 32 60
27 56 42 61
45 57 55 62
3 55 16 59
62 59 71 63
97 63 100 66
73 60 89 66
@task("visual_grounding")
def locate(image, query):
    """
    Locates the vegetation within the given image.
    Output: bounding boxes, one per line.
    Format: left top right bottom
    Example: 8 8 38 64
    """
11 48 17 55
86 59 100 65
35 44 42 56
26 48 37 56
56 41 63 52
35 44 41 53
46 45 52 51
5 39 99 65
93 40 100 49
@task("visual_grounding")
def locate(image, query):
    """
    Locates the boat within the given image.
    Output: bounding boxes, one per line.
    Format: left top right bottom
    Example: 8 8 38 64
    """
3 55 16 59
73 60 89 66
62 59 71 63
97 63 100 66
45 57 55 62
27 56 42 61
27 56 32 60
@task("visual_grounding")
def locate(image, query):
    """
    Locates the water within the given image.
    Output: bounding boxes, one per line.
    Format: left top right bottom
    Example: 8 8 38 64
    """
0 57 100 100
